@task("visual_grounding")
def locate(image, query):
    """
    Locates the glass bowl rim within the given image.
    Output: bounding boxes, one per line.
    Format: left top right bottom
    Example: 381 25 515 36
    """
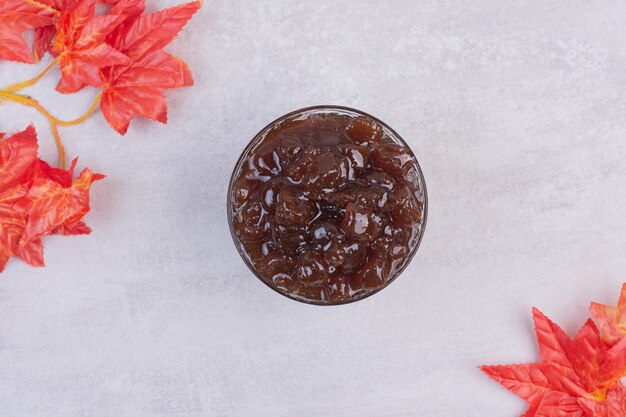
226 104 429 306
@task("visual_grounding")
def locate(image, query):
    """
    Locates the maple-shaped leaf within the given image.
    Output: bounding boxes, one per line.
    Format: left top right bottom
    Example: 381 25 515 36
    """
0 127 42 271
14 168 104 245
37 0 61 8
32 0 144 60
0 126 103 272
33 24 56 60
0 185 44 271
481 308 626 417
100 0 200 134
524 391 586 417
0 0 56 63
34 157 78 187
0 125 39 190
579 385 626 417
52 219 92 235
108 0 144 16
32 0 62 60
52 0 128 93
591 284 626 346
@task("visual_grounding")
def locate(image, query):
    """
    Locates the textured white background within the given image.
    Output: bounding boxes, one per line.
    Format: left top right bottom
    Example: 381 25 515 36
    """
1 1 626 416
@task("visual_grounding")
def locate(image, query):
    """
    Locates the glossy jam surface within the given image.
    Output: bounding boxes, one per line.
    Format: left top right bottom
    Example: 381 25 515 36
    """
229 109 426 304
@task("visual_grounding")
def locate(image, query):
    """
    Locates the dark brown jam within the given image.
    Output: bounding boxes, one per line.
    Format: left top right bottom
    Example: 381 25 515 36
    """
229 108 426 304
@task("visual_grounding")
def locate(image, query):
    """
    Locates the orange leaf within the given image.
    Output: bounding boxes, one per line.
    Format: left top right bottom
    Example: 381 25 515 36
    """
100 0 199 134
0 0 56 63
37 0 61 8
0 124 39 190
108 0 199 60
524 392 586 417
31 0 62 60
52 219 91 235
578 385 626 417
13 168 104 245
0 182 47 271
109 0 144 15
33 24 56 61
52 0 128 93
479 363 576 403
34 157 78 187
591 284 626 346
0 126 103 272
100 50 193 133
480 308 626 416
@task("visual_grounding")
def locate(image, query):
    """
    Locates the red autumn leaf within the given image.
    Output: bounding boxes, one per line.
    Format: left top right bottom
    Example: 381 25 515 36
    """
34 157 78 187
13 168 104 245
33 24 56 61
37 0 61 8
0 0 56 63
51 0 129 93
31 0 60 61
0 127 42 271
32 0 144 61
0 125 39 190
579 385 626 417
591 284 626 346
0 126 103 272
524 391 587 417
481 308 626 417
108 0 144 16
99 0 200 134
0 184 44 271
52 219 92 235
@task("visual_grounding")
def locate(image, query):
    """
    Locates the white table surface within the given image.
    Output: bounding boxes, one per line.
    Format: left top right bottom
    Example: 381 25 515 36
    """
2 1 626 416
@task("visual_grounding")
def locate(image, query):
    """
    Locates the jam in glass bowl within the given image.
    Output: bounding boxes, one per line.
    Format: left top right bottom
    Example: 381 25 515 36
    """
227 106 427 305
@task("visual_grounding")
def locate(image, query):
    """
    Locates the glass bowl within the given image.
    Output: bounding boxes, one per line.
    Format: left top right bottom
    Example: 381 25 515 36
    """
227 105 428 305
